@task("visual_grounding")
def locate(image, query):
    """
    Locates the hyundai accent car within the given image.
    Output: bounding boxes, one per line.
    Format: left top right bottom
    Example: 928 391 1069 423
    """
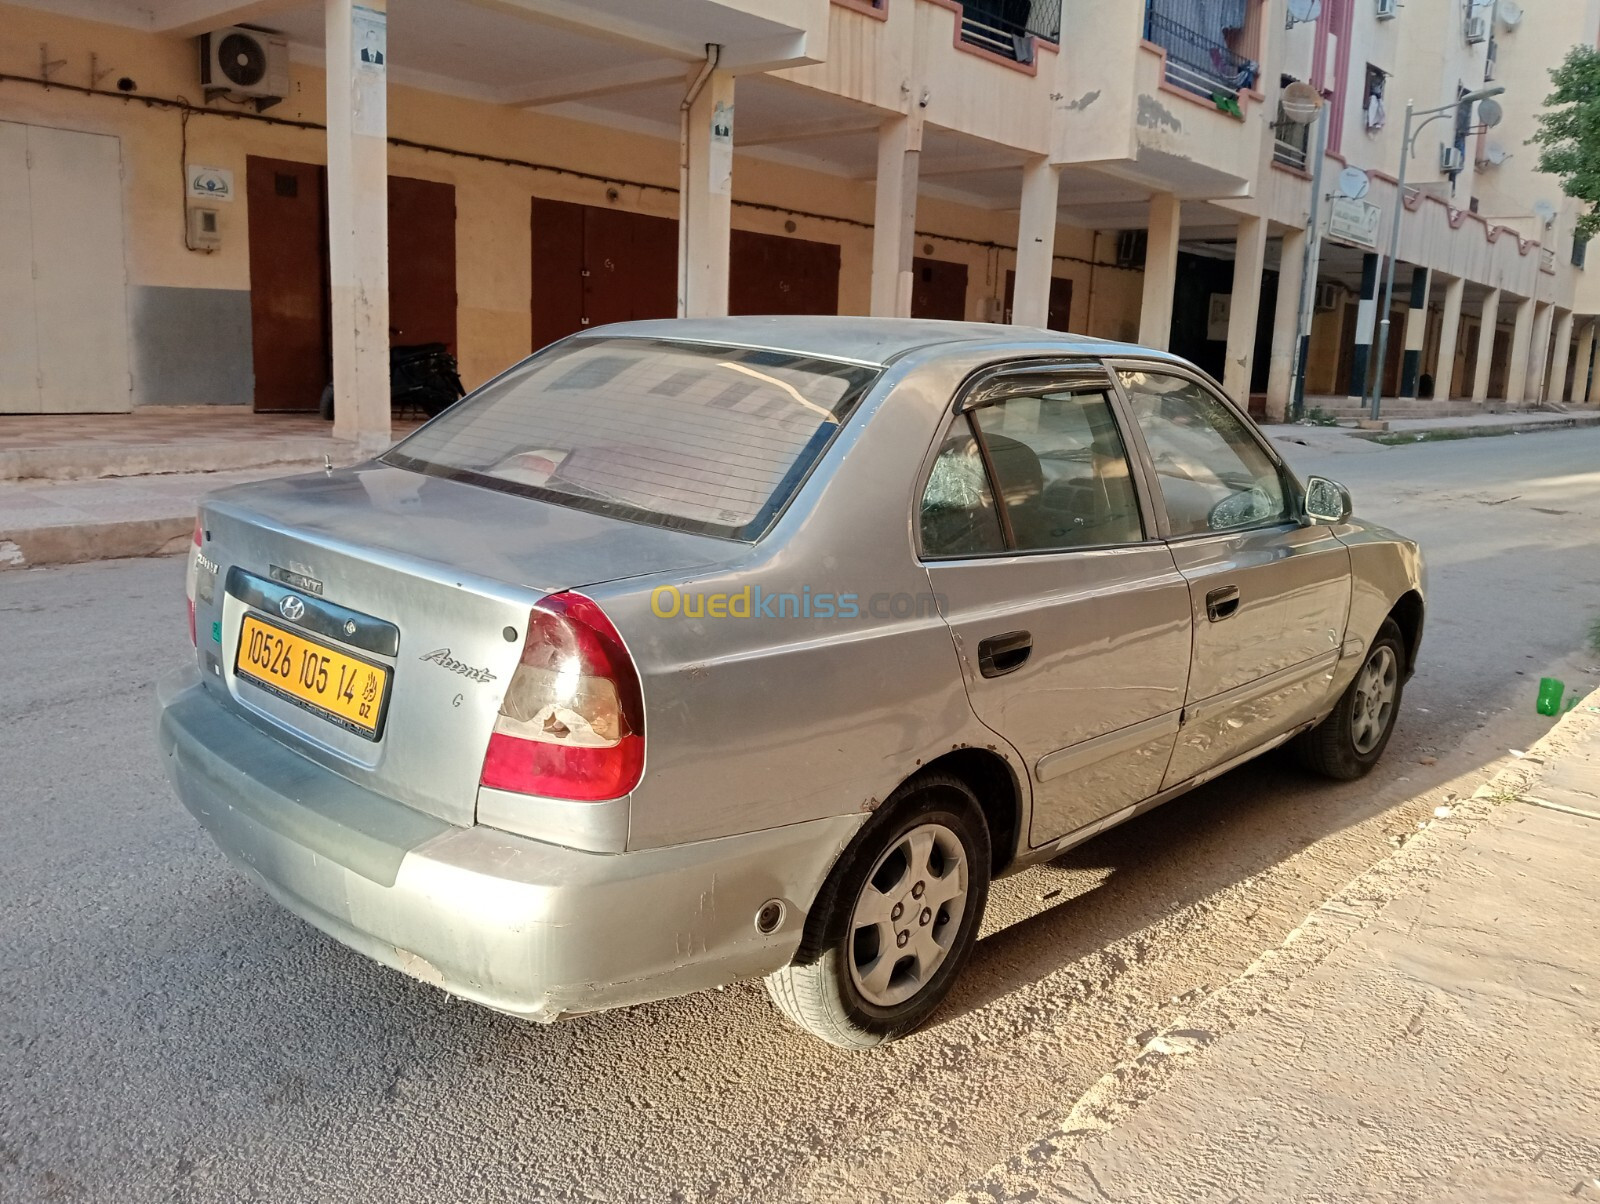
160 317 1424 1048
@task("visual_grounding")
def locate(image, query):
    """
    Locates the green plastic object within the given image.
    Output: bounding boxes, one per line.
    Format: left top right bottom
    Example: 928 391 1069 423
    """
1537 677 1565 716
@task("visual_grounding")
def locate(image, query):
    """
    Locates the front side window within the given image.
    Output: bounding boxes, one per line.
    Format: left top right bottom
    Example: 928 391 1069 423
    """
385 338 878 541
1117 370 1288 538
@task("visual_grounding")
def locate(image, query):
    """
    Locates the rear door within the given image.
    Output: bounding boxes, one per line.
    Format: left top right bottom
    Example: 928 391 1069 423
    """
1111 364 1351 787
921 362 1193 847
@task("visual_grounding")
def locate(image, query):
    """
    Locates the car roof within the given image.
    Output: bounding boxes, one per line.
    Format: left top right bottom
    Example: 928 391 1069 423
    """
577 315 1190 370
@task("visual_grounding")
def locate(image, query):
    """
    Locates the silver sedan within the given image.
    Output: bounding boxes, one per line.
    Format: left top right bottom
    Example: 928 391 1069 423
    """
161 317 1424 1048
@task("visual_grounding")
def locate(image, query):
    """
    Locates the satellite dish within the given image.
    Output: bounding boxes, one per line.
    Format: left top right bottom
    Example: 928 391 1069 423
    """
1476 97 1503 128
1337 166 1371 199
1281 81 1324 124
1498 1 1523 28
1483 141 1509 165
1533 198 1557 224
1286 0 1322 25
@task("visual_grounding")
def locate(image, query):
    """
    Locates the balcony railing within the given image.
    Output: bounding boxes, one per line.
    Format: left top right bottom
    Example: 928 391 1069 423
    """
959 0 1063 63
1144 0 1261 102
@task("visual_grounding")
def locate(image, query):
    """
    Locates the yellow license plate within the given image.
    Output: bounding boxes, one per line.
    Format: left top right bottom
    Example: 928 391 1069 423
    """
235 614 392 739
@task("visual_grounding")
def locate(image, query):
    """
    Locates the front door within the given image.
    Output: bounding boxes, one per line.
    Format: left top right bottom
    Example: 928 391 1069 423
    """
246 156 330 412
1112 366 1351 786
921 364 1193 846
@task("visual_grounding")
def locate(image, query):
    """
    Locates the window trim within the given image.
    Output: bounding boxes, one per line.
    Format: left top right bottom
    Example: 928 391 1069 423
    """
915 359 1163 562
1105 357 1303 543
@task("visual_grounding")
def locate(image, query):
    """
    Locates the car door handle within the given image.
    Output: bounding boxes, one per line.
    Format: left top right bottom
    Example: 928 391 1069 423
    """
978 631 1032 678
1206 585 1241 622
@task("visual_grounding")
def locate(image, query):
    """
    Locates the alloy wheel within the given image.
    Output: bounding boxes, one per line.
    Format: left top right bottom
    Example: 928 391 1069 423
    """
1351 644 1398 755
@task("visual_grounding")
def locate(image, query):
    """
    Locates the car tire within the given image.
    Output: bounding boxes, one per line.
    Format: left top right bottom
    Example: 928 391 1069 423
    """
1292 618 1406 781
319 383 335 421
764 772 991 1049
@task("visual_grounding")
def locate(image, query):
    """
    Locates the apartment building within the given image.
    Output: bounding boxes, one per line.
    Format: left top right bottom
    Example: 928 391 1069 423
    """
0 0 1593 446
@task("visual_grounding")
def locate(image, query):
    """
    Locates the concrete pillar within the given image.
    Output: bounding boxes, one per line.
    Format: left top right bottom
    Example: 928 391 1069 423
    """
1574 319 1595 404
325 0 391 452
1432 275 1464 402
1400 267 1429 398
1265 227 1306 422
679 68 735 318
1472 288 1499 403
1347 251 1381 400
1504 295 1534 405
870 114 921 318
1011 157 1062 329
1222 214 1267 403
1549 310 1574 403
1140 193 1182 350
1524 301 1553 402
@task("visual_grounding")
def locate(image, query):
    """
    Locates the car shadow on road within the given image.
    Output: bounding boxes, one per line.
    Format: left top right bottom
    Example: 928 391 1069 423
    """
925 741 1456 1030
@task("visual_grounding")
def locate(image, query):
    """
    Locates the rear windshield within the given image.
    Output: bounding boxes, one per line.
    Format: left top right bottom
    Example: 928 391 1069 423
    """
384 338 879 540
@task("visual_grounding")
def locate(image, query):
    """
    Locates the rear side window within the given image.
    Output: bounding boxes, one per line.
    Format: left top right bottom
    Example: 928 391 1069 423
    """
385 338 878 540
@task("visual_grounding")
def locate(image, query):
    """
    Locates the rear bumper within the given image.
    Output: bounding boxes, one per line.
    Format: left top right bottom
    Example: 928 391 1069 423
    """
158 670 863 1021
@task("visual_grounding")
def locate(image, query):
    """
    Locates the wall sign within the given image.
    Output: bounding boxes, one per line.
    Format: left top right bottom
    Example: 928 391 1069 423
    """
1327 196 1381 250
351 4 387 137
186 164 234 202
709 100 733 197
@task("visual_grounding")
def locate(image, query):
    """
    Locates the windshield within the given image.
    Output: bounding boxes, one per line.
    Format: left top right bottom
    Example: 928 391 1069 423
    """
383 338 879 540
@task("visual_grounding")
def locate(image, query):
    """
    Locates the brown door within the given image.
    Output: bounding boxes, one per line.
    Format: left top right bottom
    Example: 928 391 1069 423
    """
1488 328 1511 399
729 229 840 315
388 176 456 352
1002 271 1073 330
246 156 330 411
1460 322 1479 396
911 257 968 320
1335 299 1359 394
584 207 677 328
531 199 677 347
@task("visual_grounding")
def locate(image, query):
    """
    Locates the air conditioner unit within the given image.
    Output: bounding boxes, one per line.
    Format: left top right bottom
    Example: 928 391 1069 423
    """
1375 0 1397 19
1465 14 1488 43
1484 51 1497 80
1314 281 1340 312
1115 229 1148 270
200 26 289 111
1440 144 1466 173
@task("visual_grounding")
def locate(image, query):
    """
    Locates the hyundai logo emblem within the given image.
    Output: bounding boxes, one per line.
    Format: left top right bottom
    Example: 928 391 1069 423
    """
279 595 306 622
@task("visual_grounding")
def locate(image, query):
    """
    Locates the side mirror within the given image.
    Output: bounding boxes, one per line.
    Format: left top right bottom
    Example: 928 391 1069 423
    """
1304 476 1353 524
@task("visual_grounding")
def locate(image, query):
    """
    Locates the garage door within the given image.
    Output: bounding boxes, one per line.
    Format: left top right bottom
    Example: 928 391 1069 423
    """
531 198 677 349
246 158 458 411
911 257 969 320
730 229 840 316
0 122 131 413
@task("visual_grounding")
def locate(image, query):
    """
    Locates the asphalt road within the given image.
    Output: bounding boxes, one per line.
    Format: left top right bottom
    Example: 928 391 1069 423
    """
4 428 1599 1204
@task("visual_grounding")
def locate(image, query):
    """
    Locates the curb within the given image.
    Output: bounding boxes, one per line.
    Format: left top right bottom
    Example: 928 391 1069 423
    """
0 517 193 571
0 439 356 483
947 690 1600 1204
1349 413 1600 442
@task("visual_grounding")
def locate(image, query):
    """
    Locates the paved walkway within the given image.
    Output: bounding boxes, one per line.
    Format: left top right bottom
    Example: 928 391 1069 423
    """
953 693 1600 1204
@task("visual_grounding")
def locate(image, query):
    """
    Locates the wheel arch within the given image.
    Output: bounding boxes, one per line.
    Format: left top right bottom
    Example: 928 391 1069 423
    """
1387 589 1425 678
915 747 1025 877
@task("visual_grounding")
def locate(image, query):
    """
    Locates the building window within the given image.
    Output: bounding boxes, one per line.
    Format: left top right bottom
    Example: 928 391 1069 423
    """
1574 238 1589 270
1363 64 1388 132
1144 0 1263 103
1273 75 1312 169
958 1 1062 63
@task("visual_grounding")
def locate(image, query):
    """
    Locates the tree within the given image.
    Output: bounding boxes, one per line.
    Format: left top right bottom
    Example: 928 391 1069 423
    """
1531 45 1600 242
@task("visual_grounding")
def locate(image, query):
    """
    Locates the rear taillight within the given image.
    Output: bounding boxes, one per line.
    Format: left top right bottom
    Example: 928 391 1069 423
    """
480 592 645 801
184 519 202 645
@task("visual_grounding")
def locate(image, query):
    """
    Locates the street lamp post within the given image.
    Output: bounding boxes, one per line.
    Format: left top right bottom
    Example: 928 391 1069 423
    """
1277 80 1326 423
1369 87 1505 420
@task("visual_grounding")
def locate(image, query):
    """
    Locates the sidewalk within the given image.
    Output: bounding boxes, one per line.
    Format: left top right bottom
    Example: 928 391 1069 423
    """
1266 408 1600 456
952 695 1600 1204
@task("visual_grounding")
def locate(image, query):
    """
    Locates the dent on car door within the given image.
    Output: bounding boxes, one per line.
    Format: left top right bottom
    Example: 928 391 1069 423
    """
919 365 1193 847
1112 367 1351 787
